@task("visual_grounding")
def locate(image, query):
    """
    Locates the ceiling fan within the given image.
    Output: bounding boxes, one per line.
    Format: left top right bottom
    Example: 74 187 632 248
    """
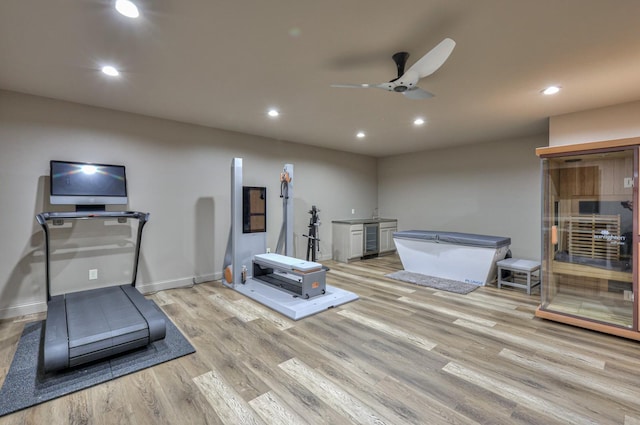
331 38 456 99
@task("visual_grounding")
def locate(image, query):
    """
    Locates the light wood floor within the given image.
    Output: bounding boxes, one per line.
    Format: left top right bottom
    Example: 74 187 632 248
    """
2 254 640 424
546 293 633 328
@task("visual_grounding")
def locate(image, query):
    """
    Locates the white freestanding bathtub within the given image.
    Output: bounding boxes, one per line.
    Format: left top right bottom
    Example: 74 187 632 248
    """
393 230 511 285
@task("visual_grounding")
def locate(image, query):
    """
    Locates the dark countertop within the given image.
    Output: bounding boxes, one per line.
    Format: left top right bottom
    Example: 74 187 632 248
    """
331 218 397 224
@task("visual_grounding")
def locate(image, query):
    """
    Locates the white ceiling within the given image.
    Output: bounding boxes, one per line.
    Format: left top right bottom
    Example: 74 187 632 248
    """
2 1 640 157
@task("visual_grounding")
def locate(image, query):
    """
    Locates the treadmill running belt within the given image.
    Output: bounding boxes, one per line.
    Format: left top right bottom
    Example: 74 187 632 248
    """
44 285 166 372
65 286 148 357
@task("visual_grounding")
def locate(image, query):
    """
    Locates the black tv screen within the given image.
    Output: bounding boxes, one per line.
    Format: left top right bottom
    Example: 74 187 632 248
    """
50 160 128 207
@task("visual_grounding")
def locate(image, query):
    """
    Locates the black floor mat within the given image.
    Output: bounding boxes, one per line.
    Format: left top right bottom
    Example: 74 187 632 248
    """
0 303 195 417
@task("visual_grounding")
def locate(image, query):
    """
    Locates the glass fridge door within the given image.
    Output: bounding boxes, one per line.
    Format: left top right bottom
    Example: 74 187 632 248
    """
364 223 379 255
541 148 636 329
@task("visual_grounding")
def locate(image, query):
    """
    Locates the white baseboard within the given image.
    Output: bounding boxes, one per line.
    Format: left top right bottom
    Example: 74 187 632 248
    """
0 301 47 321
136 276 195 294
137 272 224 293
193 272 222 284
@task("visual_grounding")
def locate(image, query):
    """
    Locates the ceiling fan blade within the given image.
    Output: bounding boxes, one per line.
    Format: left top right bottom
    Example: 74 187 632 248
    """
406 38 456 79
330 83 378 88
403 87 434 99
374 83 396 92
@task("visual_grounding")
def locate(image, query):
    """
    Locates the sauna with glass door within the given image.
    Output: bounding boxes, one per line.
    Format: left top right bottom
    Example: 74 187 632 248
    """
536 139 640 339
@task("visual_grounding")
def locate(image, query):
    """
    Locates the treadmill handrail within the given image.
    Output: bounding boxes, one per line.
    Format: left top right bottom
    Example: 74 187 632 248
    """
37 211 149 222
36 211 150 301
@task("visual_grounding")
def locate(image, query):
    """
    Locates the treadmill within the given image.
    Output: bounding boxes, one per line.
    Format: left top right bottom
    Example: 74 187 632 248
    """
36 211 166 373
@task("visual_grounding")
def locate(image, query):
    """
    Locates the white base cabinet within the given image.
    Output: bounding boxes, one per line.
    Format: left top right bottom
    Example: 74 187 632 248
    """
332 223 363 263
332 219 397 263
379 221 397 254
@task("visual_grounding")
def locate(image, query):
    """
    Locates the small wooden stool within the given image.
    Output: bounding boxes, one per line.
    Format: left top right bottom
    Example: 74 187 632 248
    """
497 258 541 295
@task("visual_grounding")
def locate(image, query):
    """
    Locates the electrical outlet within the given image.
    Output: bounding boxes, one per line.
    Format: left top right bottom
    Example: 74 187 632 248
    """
624 177 634 188
266 247 271 253
351 208 355 215
89 269 98 280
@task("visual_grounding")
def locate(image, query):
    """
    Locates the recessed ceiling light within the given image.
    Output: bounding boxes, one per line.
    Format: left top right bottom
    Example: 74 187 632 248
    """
356 131 366 139
115 0 139 18
101 65 120 76
542 85 561 95
413 118 425 126
267 109 279 118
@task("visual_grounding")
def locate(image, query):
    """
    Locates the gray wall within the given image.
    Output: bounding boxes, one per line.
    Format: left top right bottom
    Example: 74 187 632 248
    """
550 100 640 146
377 134 545 260
0 90 377 318
0 89 551 319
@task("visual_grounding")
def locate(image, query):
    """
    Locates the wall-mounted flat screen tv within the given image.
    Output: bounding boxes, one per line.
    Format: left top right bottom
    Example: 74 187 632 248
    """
50 160 128 209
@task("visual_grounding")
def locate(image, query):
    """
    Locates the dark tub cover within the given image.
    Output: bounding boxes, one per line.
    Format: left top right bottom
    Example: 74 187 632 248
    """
393 230 511 249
